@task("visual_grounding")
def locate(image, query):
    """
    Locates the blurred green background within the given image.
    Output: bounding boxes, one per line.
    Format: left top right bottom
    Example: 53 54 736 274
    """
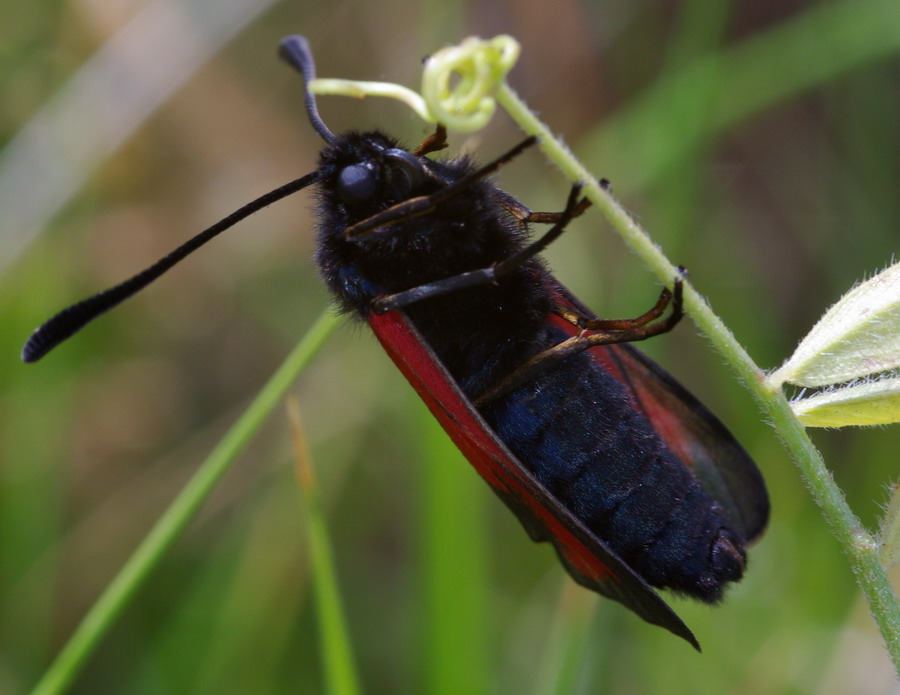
2 1 899 693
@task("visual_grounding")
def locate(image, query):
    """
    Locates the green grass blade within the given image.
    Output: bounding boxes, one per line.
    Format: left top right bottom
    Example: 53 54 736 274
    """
418 407 490 695
531 585 597 695
28 310 339 695
288 397 361 695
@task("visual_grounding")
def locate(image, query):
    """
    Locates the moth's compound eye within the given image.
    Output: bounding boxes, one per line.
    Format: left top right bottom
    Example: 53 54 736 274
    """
338 163 378 204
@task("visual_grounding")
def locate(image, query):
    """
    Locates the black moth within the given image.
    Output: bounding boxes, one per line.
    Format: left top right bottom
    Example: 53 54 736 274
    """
22 35 768 648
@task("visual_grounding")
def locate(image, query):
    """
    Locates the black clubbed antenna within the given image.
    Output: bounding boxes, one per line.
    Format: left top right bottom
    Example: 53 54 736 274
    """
279 35 337 144
22 171 320 363
23 35 343 363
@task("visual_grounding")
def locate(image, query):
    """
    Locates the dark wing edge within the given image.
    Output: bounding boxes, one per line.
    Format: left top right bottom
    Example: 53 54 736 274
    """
551 284 770 545
368 309 701 651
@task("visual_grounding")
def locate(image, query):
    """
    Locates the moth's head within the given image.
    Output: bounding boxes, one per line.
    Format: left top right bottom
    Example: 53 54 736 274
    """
280 36 447 237
317 132 436 221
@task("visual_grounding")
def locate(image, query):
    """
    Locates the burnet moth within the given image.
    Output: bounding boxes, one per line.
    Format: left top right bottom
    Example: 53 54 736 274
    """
22 35 768 649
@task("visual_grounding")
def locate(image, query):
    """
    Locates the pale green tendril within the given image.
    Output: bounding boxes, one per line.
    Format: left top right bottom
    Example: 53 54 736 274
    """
309 79 433 123
421 35 520 131
307 36 520 132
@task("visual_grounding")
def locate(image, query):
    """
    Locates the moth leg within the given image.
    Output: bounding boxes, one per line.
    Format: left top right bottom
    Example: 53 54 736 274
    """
413 124 448 157
474 279 684 406
371 185 585 314
494 188 592 226
552 285 673 332
553 264 688 331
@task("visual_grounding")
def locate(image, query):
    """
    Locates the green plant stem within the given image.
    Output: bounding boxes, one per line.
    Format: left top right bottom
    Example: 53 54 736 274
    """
495 84 900 670
29 310 340 695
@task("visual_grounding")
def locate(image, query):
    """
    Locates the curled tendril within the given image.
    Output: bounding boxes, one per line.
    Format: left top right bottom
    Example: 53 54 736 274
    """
422 36 520 132
306 36 520 132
